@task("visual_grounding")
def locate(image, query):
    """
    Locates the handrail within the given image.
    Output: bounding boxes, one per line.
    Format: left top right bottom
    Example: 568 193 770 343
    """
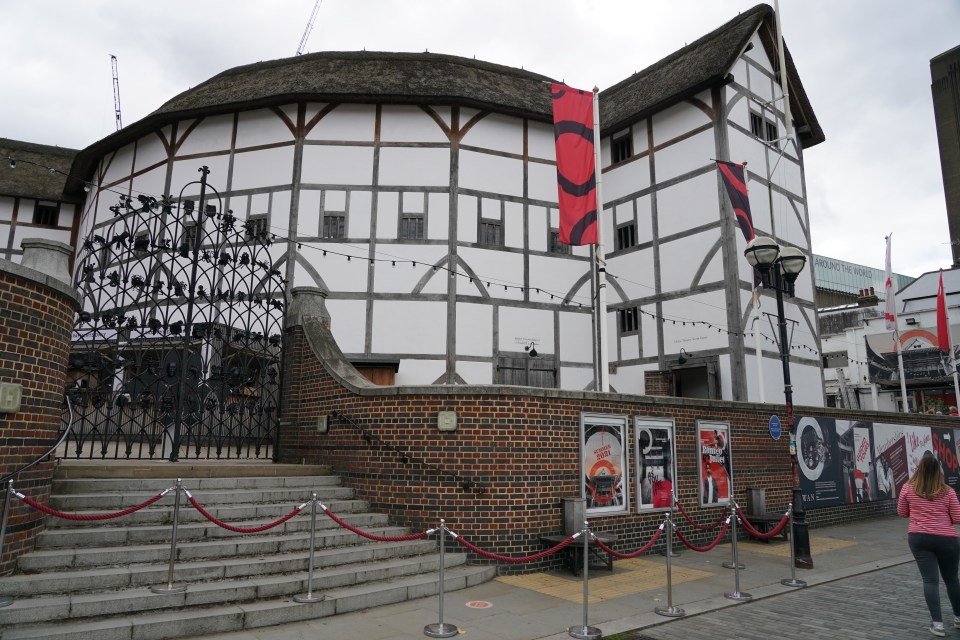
0 394 74 484
331 411 487 493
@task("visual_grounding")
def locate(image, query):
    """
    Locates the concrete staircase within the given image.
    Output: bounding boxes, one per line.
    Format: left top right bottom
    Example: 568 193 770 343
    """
0 462 495 640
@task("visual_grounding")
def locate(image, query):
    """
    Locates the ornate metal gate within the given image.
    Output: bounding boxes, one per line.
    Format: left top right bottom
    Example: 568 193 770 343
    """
64 167 286 461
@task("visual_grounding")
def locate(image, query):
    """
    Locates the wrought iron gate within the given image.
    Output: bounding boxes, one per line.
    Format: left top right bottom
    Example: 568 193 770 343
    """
64 167 286 461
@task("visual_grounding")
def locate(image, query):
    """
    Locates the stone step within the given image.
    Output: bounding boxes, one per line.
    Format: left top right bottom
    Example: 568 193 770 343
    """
0 552 465 625
51 474 341 495
1 565 496 640
52 461 332 480
46 485 354 511
1 539 437 596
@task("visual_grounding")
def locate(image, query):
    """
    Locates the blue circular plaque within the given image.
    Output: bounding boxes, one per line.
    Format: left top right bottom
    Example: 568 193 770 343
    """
769 415 782 440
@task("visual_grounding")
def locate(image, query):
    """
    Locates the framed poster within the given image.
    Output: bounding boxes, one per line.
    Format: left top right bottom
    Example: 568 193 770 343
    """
635 417 676 511
581 413 629 515
698 421 732 507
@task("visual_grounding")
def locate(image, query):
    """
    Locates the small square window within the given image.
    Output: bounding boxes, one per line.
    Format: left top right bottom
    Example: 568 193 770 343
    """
246 216 268 242
618 307 639 334
181 224 198 252
549 229 571 254
323 214 345 239
33 202 58 226
750 112 764 139
479 219 503 247
615 223 637 251
399 214 424 240
612 134 632 164
765 120 778 142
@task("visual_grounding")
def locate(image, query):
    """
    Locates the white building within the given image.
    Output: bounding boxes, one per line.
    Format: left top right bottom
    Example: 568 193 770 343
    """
28 4 825 404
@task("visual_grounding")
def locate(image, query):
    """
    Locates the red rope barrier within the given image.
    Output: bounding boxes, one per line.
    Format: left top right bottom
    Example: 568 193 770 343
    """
187 495 303 534
322 506 430 542
735 508 790 539
454 533 577 563
675 521 730 552
675 500 729 531
594 527 664 559
17 490 168 521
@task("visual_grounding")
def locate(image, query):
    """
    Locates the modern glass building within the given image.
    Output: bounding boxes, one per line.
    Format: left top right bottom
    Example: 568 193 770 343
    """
812 254 914 308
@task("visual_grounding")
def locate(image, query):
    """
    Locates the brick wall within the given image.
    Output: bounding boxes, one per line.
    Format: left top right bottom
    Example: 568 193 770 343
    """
279 312 942 574
0 252 78 574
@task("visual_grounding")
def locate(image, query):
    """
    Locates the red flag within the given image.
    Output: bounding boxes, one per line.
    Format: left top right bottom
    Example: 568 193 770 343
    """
937 270 951 351
552 84 598 246
716 161 755 242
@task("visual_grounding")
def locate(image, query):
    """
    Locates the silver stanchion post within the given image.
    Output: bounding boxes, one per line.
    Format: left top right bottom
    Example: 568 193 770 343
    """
424 519 459 638
295 493 325 603
655 514 684 617
723 512 751 601
659 494 680 557
780 503 807 588
721 502 744 570
0 479 15 608
151 478 187 594
569 520 601 640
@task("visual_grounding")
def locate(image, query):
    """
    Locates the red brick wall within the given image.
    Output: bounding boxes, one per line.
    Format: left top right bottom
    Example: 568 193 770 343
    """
0 272 76 574
279 324 933 573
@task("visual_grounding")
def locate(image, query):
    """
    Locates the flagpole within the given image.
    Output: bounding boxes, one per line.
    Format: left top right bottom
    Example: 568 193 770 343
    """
774 0 793 140
752 288 765 403
885 234 910 412
593 88 609 393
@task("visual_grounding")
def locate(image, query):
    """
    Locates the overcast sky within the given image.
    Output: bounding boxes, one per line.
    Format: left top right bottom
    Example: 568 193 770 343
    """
2 0 957 278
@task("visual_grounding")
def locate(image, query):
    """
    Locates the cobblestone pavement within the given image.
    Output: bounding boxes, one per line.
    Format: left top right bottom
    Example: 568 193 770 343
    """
635 562 952 640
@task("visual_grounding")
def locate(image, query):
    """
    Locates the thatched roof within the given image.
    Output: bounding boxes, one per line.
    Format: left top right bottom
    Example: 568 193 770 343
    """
66 3 821 195
0 138 79 201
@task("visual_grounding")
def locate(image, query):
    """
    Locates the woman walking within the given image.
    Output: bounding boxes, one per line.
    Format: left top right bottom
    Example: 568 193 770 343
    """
898 453 960 636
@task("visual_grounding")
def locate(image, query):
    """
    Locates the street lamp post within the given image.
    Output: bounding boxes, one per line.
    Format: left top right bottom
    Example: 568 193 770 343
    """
744 236 813 569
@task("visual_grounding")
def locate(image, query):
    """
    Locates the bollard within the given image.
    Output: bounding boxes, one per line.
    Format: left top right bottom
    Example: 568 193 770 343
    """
151 479 187 594
659 495 680 557
655 513 685 617
0 480 14 608
568 520 601 640
295 493 325 603
780 503 807 588
424 519 459 638
721 502 744 570
723 513 752 601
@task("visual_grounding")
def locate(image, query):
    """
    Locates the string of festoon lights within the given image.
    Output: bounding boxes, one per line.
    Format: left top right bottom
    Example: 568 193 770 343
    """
5 152 857 363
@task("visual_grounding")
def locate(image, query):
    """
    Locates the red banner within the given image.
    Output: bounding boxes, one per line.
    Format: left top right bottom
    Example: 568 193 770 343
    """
552 84 598 246
938 270 951 351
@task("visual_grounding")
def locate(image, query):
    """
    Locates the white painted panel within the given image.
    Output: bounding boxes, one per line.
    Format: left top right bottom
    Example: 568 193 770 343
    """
727 92 750 133
606 248 655 302
326 299 366 353
528 121 555 161
311 242 369 292
269 191 292 236
427 193 449 240
373 300 446 353
655 170 718 238
458 247 525 302
134 134 168 173
499 306 554 352
297 190 322 236
418 265 450 296
130 166 166 203
747 60 774 104
528 254 592 306
177 114 234 155
102 145 136 187
461 113 522 155
14 226 71 250
379 147 449 187
618 334 640 361
236 108 295 148
402 192 424 214
171 155 230 199
654 130 715 186
395 360 446 386
658 230 723 294
458 195 478 243
233 146 296 190
560 366 594 391
0 197 13 222
373 245 448 293
791 361 826 407
771 159 804 202
381 105 449 143
718 354 733 401
456 303 493 357
652 95 712 147
633 120 649 154
794 265 816 304
504 201 524 249
600 138 611 167
611 364 643 396
325 191 346 211
636 196 653 245
529 161 558 204
604 156 650 203
307 104 375 142
770 190 806 249
529 206 548 253
661 291 730 352
376 192 399 240
302 145 374 186
459 150 523 198
350 190 373 239
560 310 594 363
456 361 493 385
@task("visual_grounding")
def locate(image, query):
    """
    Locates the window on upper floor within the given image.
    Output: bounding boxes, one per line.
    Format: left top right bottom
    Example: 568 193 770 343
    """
33 201 58 226
181 224 198 253
615 222 637 251
611 133 632 164
479 219 503 247
618 307 639 335
399 214 425 240
750 111 779 143
246 215 268 242
322 213 346 239
549 229 571 255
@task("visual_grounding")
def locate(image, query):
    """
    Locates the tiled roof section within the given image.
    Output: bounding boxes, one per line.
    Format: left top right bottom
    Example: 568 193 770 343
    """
0 138 79 201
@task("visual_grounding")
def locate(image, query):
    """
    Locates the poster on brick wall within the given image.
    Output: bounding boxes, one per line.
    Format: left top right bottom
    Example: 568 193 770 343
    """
796 417 848 507
635 417 675 511
581 413 629 515
697 421 732 507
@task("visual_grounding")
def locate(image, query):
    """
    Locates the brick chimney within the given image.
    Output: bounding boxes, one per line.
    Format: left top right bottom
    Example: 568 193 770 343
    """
857 287 880 307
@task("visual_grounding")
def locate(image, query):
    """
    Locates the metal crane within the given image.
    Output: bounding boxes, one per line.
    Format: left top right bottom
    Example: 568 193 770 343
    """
110 54 122 130
296 0 323 56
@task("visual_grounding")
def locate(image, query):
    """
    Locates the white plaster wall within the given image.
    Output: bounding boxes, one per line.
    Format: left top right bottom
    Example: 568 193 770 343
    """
730 57 749 88
380 105 449 143
633 120 650 155
130 166 166 204
559 310 594 363
528 160 558 204
233 146 296 191
302 145 374 186
270 191 292 236
135 134 168 173
395 360 446 386
171 154 231 199
618 332 640 361
376 191 399 240
503 201 524 249
456 361 493 385
528 206 549 252
459 150 523 198
606 248 655 301
613 201 634 227
461 113 522 155
655 132 716 187
373 300 446 354
177 115 234 155
635 196 654 245
655 171 718 238
604 156 651 203
297 190 322 236
528 254 591 306
746 59 775 104
719 353 733 401
659 229 723 293
326 298 366 353
0 197 13 221
456 303 493 357
611 364 644 396
307 104 375 142
236 109 294 148
528 121 555 161
427 193 450 240
641 305 659 357
770 192 807 249
661 291 731 352
499 306 554 352
561 366 594 391
458 247 525 302
652 93 712 147
458 195 478 243
13 225 71 251
379 147 450 187
369 246 450 294
348 190 373 240
791 361 826 407
417 267 450 296
102 145 136 187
